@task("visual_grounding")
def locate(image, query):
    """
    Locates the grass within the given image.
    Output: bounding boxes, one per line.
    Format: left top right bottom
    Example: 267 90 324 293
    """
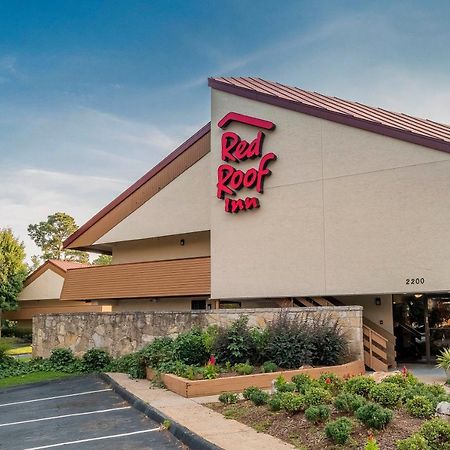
5 346 32 355
0 371 78 389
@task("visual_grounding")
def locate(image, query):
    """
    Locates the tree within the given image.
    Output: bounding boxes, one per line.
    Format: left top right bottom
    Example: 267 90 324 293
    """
0 228 27 315
28 212 89 263
92 254 112 265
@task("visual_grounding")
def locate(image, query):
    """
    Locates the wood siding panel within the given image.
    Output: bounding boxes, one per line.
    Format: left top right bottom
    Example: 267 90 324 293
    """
60 257 211 301
67 132 210 249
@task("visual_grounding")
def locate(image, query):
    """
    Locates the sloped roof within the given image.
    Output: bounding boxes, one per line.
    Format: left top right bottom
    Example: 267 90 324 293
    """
208 77 450 153
25 259 90 287
63 123 211 251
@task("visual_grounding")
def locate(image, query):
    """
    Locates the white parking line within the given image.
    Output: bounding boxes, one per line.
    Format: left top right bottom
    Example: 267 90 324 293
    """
0 406 131 427
23 428 161 449
0 388 113 407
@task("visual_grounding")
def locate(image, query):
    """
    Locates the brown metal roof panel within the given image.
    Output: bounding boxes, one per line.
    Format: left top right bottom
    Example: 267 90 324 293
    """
60 257 211 301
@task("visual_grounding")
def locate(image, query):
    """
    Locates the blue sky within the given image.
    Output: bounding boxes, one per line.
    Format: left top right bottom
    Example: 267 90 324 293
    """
1 0 450 259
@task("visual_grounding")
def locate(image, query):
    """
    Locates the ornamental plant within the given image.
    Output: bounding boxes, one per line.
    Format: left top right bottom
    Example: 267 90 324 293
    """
218 392 238 405
418 418 450 450
305 404 330 424
280 392 304 413
303 386 332 407
325 417 353 445
396 434 430 450
356 403 393 430
370 381 403 408
436 347 450 370
344 375 376 397
173 328 209 366
334 392 367 413
406 396 435 419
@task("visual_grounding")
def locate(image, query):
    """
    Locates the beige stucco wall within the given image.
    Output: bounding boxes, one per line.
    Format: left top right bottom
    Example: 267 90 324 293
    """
210 89 450 299
98 297 199 312
97 154 211 246
18 269 64 301
111 231 210 264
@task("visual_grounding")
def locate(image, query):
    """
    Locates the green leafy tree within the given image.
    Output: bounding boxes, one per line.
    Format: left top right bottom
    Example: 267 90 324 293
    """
28 212 89 263
0 229 27 333
92 254 112 265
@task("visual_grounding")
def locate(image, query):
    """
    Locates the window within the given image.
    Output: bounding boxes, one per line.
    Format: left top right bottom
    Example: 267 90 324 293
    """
191 299 206 310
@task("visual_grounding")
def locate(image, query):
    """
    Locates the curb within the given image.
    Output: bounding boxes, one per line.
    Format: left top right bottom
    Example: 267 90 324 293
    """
100 373 222 450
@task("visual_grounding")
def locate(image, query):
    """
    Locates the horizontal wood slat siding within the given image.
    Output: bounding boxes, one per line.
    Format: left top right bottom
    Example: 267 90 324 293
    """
67 131 210 249
60 257 211 301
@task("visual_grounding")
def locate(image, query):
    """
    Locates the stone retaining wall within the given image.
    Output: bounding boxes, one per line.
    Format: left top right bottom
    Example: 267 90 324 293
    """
32 306 364 360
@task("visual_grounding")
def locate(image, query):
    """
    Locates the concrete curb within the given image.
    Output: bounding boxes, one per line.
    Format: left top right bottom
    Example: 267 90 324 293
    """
100 373 222 450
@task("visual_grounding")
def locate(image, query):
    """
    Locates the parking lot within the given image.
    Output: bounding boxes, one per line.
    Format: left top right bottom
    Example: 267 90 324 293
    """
0 375 184 450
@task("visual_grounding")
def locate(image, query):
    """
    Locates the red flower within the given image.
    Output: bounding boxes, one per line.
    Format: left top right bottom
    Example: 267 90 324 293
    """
208 355 216 366
402 366 408 378
325 377 331 384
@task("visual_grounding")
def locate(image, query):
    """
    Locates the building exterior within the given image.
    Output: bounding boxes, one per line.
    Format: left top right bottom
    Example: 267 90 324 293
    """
3 259 112 329
62 77 450 367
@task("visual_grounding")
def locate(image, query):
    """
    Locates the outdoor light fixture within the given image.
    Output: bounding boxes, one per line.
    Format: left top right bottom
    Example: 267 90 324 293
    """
414 294 423 298
375 297 381 306
180 239 185 246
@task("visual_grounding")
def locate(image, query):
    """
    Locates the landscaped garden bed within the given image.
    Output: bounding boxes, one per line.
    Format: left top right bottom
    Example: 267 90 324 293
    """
206 372 450 449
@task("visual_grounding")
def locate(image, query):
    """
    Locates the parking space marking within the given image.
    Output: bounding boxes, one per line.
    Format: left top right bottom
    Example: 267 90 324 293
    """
0 389 112 407
23 428 161 449
0 406 131 427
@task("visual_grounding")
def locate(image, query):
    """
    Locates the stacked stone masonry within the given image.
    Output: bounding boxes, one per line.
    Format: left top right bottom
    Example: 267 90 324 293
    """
32 306 364 360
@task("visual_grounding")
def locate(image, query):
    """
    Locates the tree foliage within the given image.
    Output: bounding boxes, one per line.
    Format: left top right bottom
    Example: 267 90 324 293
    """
92 254 112 265
0 228 27 311
27 212 89 263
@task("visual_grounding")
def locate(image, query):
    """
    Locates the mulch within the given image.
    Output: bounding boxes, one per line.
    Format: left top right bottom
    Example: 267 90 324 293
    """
207 400 424 449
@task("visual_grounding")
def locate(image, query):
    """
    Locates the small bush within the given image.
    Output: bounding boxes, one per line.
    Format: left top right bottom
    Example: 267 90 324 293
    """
303 386 332 407
418 418 450 450
356 403 393 430
406 396 434 419
49 348 76 371
370 381 403 408
325 417 353 445
267 393 283 411
243 386 261 400
174 328 209 366
384 372 419 388
82 349 111 372
108 353 146 379
0 341 12 362
261 361 278 373
305 404 330 424
234 362 254 375
249 390 270 406
141 337 174 369
291 373 313 393
201 362 218 380
280 392 304 413
214 316 257 364
274 375 296 393
365 436 380 450
396 433 430 450
218 392 238 405
344 375 376 397
334 392 367 413
318 372 344 395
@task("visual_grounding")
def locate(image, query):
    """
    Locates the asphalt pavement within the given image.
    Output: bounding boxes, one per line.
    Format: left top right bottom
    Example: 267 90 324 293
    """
0 374 184 450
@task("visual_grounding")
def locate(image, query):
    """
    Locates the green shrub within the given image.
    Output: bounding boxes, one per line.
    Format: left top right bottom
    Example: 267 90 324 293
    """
249 390 270 406
403 382 447 408
202 325 219 354
310 316 348 366
251 328 269 363
280 392 304 413
334 392 367 413
243 386 261 400
82 349 111 372
214 316 257 364
0 341 12 362
108 353 146 379
274 375 296 393
365 437 380 450
406 396 434 419
303 386 332 407
318 372 344 395
396 434 430 450
325 417 353 445
305 404 330 424
218 392 238 404
1 319 18 337
370 381 403 408
49 348 76 371
356 403 393 429
234 362 254 375
201 362 218 380
384 372 419 388
267 393 283 411
261 361 278 373
141 337 175 369
291 373 313 393
418 418 450 450
344 375 376 397
174 328 209 366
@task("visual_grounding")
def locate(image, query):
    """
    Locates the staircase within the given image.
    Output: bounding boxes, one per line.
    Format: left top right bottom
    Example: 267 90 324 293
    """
294 296 396 372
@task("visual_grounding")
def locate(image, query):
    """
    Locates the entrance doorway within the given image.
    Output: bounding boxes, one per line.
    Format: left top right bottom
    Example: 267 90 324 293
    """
393 293 450 363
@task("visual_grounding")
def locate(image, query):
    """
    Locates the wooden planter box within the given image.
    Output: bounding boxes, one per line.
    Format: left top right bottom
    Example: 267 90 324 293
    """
146 359 365 398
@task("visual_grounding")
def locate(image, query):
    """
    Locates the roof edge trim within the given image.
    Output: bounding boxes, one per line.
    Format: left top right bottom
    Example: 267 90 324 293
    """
208 78 450 154
63 122 211 249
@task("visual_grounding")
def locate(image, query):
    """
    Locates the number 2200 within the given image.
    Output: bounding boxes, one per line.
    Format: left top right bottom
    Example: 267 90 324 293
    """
406 278 425 285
